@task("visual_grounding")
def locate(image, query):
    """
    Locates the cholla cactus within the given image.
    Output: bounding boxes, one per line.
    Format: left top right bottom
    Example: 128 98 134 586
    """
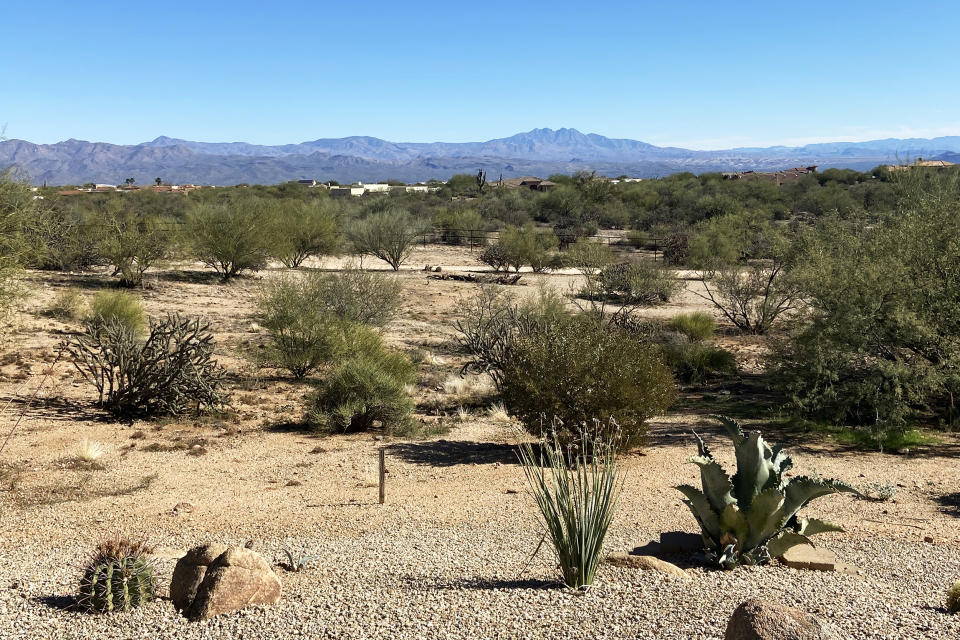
77 534 155 613
676 415 859 569
948 580 960 614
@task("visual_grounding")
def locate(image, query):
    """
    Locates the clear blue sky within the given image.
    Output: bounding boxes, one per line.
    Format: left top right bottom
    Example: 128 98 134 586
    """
2 1 958 149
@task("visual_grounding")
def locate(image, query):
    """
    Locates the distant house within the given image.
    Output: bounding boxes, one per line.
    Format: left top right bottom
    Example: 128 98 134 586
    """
297 179 318 186
723 166 817 186
496 176 558 191
885 158 956 171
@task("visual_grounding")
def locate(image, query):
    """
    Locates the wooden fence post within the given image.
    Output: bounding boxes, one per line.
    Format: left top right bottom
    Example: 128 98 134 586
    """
378 447 386 504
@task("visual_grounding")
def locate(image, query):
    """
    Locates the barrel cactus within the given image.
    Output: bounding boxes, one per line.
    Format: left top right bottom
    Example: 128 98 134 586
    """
948 580 960 614
77 535 155 613
676 415 858 569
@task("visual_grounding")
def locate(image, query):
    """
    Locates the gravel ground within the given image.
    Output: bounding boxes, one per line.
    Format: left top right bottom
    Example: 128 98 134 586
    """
1 252 959 638
1 417 958 640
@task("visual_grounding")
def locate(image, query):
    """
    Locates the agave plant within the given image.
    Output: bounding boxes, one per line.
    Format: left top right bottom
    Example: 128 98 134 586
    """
676 415 858 569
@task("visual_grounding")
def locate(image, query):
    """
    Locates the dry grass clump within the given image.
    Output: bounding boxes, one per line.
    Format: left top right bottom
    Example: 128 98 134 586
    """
487 402 512 423
442 374 494 399
76 437 106 463
46 289 88 321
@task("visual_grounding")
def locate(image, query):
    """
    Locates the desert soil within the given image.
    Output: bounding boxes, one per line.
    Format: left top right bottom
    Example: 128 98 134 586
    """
0 244 958 639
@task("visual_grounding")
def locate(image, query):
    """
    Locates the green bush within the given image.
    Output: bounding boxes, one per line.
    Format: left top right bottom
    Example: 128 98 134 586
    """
667 312 716 341
307 349 415 434
774 177 960 437
348 209 425 270
479 242 510 271
310 266 401 326
501 315 675 449
499 224 558 272
187 198 275 279
93 199 173 286
660 334 737 384
89 291 146 334
595 261 681 305
255 267 401 379
47 289 88 321
270 199 339 268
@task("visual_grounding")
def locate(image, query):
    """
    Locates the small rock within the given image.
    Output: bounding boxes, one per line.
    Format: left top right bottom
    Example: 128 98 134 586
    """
285 480 302 487
604 553 689 579
173 502 194 514
725 598 840 640
923 535 934 543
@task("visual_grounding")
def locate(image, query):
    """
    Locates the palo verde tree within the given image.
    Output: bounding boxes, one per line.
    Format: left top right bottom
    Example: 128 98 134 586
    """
347 208 425 270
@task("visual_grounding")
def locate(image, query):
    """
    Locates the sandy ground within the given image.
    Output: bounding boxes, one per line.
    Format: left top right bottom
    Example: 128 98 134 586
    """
0 245 958 639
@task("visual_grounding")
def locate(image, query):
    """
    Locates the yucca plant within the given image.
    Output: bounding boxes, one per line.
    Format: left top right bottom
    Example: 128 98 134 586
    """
77 534 155 613
518 425 622 589
676 415 858 569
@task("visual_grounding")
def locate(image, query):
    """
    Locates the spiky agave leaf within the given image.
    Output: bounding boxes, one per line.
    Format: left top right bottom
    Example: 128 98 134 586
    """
795 517 845 537
775 476 859 530
688 455 735 514
711 415 745 446
743 487 787 551
766 531 812 558
730 431 778 510
676 484 721 544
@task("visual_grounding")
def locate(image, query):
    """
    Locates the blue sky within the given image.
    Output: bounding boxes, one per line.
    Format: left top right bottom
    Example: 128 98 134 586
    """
2 1 958 149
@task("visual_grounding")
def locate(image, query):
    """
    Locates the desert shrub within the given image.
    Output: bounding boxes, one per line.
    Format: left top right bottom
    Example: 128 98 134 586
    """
564 239 616 274
94 200 173 286
256 277 353 379
0 172 32 327
187 198 275 279
66 313 227 417
348 209 426 270
773 177 960 436
310 267 401 326
479 242 510 271
435 207 488 245
256 269 397 378
594 261 681 305
270 199 339 268
25 202 101 271
307 349 415 434
47 289 88 321
499 224 558 272
519 430 621 589
661 232 689 265
77 534 155 613
697 260 800 335
89 291 146 334
667 312 716 341
454 286 569 389
659 334 737 384
625 229 648 249
501 315 675 449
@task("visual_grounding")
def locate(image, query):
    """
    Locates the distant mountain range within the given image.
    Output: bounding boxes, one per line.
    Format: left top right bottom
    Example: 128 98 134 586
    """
3 128 959 186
